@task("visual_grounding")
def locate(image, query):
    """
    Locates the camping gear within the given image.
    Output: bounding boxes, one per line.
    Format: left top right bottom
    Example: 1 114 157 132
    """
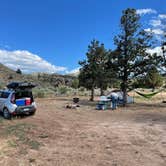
66 98 80 109
25 98 31 105
96 96 111 110
16 99 25 106
15 98 31 106
73 97 79 103
66 104 77 109
96 101 110 110
73 97 80 107
134 89 163 99
107 91 134 104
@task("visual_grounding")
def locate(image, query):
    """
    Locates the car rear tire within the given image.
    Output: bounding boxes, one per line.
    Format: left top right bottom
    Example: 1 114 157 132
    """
3 108 11 119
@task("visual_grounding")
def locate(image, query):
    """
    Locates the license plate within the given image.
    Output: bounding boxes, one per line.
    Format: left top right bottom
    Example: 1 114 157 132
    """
23 108 29 111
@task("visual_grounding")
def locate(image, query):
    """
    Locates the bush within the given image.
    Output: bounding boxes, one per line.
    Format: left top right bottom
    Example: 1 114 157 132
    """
33 86 57 98
57 86 68 94
71 79 79 89
33 88 45 98
79 87 85 92
55 86 73 96
0 82 5 89
16 68 22 74
8 74 13 80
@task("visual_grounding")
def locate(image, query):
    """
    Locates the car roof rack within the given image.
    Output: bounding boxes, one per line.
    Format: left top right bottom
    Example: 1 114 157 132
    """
7 82 36 90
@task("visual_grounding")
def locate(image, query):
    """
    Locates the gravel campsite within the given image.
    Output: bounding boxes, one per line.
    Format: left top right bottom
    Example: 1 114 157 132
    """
0 95 166 166
0 1 166 166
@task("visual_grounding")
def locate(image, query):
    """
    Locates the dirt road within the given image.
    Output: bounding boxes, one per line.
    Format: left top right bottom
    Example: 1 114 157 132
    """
0 97 166 166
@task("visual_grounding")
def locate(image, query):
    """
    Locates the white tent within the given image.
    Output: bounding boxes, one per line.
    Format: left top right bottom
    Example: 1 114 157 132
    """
107 90 134 104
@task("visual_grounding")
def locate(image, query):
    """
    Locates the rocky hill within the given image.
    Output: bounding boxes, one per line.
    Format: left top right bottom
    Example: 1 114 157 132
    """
36 73 74 87
0 63 75 88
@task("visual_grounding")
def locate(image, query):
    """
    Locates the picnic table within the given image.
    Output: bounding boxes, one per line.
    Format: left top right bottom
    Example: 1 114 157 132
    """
96 96 111 110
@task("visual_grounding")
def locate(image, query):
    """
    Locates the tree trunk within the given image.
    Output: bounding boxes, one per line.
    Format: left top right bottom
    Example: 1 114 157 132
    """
152 87 155 92
90 87 94 101
121 81 127 106
100 88 104 96
123 86 127 106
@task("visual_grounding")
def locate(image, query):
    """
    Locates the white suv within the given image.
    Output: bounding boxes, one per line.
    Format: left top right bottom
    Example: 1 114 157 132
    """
0 82 37 119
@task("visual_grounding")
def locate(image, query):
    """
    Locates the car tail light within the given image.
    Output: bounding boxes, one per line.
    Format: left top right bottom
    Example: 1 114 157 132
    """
12 112 16 115
25 98 31 105
10 93 15 104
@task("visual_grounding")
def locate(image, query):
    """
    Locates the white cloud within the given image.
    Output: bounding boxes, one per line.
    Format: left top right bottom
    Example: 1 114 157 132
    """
146 12 166 41
147 46 162 55
150 19 162 27
0 49 67 74
147 47 166 72
145 28 164 35
144 28 152 32
136 8 157 15
65 67 80 76
158 14 166 19
152 29 164 35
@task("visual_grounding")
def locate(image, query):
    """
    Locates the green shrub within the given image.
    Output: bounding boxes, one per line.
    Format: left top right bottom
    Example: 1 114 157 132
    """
55 86 73 95
0 82 5 89
71 79 79 89
79 87 85 92
33 88 45 98
33 86 57 98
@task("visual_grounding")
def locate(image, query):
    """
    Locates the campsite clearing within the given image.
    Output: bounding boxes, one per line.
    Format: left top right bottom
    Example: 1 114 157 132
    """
0 96 166 166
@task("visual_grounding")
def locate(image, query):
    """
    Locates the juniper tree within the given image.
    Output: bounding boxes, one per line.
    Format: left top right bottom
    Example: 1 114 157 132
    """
94 44 111 95
79 40 99 101
145 66 163 90
79 40 110 101
16 68 22 74
113 8 153 105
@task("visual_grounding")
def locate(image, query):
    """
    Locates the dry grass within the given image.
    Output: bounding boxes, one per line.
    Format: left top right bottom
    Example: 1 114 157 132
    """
0 95 166 166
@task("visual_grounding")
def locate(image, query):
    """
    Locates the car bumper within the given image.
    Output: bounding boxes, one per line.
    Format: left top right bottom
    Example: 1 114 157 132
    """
13 106 36 115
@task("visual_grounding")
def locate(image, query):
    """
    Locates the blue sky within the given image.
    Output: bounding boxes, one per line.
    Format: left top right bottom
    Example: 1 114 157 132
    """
0 0 165 74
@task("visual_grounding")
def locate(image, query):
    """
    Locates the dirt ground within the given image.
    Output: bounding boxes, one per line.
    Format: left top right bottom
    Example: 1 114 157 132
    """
0 96 166 166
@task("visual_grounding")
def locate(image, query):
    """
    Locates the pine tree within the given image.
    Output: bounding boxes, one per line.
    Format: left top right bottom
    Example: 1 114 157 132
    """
79 40 99 101
145 66 163 90
114 8 153 105
94 44 110 95
79 40 110 100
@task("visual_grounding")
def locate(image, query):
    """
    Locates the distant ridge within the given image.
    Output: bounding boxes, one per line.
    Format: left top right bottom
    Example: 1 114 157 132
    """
0 63 75 88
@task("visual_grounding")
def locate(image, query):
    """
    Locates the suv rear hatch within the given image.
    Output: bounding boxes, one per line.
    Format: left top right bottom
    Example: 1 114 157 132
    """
7 82 36 90
7 82 36 106
15 90 34 106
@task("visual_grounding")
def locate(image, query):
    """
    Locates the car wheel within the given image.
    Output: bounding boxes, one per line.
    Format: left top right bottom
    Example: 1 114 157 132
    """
3 108 11 119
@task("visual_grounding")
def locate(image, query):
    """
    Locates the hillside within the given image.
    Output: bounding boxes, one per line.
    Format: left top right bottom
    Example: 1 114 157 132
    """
0 63 75 89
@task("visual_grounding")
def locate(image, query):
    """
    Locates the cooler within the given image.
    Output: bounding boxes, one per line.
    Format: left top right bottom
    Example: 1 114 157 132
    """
16 99 25 106
25 98 31 105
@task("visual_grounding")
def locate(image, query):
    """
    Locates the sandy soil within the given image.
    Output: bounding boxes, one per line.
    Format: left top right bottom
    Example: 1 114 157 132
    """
0 97 166 166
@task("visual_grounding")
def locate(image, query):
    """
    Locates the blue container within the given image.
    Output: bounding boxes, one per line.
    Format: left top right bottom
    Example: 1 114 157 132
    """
96 104 107 110
16 99 25 106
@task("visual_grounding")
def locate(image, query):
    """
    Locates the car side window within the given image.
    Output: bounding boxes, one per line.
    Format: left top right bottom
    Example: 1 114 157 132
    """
0 91 2 98
1 92 10 98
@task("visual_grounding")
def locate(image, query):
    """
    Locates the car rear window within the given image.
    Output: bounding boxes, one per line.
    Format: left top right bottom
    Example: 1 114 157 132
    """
15 90 33 99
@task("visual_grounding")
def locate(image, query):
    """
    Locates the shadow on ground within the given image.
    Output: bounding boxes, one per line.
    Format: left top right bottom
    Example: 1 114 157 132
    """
134 113 166 125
